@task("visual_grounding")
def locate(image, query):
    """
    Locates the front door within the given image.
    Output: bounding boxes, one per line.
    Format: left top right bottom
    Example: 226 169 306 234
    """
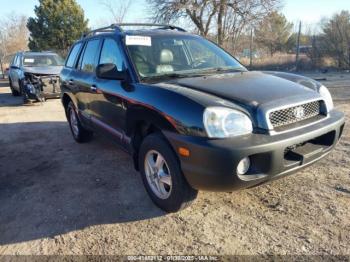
89 37 129 144
10 54 21 90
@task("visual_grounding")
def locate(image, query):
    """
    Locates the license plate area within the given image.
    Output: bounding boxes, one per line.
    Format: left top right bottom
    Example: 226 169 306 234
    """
284 131 335 166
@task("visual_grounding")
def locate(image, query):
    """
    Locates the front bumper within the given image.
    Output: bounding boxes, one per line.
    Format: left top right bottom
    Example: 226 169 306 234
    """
164 110 345 191
23 76 61 101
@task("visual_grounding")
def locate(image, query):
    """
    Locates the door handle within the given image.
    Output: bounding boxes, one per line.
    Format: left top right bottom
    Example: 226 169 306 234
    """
68 79 74 85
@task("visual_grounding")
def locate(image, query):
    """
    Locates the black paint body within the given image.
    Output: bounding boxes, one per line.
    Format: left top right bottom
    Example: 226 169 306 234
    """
60 29 345 191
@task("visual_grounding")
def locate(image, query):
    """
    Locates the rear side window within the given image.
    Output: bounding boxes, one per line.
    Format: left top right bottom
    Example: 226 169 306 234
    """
99 38 124 71
80 39 100 73
66 43 82 68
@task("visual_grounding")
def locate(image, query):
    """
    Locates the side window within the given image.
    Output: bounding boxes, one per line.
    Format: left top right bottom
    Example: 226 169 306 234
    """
14 55 20 67
99 38 124 71
80 39 100 73
11 56 16 66
66 43 82 68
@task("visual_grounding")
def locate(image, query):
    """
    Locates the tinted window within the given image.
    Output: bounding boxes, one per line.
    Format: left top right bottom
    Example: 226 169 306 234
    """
11 56 16 66
13 55 20 67
80 39 100 73
66 43 82 68
99 38 124 71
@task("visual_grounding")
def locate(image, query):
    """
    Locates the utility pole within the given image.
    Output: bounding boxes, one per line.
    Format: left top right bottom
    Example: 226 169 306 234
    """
295 21 302 72
249 28 254 69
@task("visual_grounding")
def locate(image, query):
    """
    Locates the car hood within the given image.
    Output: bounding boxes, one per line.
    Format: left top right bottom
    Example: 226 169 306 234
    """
169 71 321 110
22 66 63 75
160 71 323 130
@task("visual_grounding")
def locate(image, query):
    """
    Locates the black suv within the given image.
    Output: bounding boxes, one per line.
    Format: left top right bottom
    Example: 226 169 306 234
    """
60 24 345 212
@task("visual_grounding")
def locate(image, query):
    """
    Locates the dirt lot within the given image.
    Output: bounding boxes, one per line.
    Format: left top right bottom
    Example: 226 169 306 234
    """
0 73 349 255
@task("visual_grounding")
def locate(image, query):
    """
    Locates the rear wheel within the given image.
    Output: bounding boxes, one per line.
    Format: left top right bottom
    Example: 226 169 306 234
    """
67 102 93 143
139 133 198 212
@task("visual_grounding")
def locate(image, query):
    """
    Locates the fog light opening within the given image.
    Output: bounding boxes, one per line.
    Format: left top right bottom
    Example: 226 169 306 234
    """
237 157 250 175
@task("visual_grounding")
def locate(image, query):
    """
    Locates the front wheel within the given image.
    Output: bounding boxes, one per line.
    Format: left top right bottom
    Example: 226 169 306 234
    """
67 102 93 143
139 133 198 212
9 79 20 96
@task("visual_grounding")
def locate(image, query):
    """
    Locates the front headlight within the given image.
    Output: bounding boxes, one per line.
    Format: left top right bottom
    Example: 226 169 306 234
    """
319 85 333 112
203 107 253 138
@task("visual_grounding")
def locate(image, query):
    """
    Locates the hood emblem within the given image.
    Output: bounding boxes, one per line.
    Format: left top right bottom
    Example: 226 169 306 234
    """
293 106 305 119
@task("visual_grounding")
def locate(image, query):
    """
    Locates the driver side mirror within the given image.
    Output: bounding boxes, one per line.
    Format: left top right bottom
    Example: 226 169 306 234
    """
96 63 127 81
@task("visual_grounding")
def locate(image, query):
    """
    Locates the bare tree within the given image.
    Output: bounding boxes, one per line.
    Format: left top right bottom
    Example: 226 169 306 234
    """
148 0 218 37
0 13 28 77
148 0 280 48
100 0 133 24
218 0 281 47
321 10 350 69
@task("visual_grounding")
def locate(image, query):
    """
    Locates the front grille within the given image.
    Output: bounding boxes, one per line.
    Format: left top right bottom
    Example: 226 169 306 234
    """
269 101 322 128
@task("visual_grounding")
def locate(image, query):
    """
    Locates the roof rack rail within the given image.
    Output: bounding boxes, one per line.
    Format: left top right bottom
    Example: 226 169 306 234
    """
116 23 187 32
82 23 186 38
82 24 120 38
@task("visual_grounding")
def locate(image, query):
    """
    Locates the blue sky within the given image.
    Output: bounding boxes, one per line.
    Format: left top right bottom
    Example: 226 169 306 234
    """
0 0 349 28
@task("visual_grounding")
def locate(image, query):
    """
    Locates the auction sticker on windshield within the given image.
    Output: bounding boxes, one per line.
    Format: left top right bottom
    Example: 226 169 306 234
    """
24 58 35 63
125 35 152 46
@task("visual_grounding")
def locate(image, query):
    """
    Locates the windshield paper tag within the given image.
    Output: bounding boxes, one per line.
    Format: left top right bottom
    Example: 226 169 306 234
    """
24 58 35 63
125 35 151 46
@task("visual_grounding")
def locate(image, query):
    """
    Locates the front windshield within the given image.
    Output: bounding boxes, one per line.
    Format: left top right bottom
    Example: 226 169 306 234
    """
125 34 246 80
22 54 64 67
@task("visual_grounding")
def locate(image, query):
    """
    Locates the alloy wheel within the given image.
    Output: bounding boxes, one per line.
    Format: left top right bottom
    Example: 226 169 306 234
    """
70 109 79 138
144 150 172 199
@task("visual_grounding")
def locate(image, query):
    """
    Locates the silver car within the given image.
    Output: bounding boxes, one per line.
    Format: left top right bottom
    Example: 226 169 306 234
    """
9 51 64 103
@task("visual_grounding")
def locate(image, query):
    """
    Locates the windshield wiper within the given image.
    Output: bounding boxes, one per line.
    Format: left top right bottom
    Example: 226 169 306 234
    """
142 72 206 81
202 67 246 74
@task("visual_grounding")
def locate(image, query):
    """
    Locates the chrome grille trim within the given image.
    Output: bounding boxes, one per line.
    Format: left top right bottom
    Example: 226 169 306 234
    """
269 100 322 128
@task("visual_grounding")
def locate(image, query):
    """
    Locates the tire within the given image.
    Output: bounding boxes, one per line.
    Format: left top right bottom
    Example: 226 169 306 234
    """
9 79 20 96
139 133 198 212
67 101 93 143
19 81 31 104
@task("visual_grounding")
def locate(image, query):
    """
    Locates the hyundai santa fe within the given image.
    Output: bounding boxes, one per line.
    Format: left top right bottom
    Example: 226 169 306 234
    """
9 51 64 103
60 23 345 212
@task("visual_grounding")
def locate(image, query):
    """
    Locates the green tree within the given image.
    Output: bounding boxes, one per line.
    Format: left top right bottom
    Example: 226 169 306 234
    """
255 11 293 56
27 0 88 55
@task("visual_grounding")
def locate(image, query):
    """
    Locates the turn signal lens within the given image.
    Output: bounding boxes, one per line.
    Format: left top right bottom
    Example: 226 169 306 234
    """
179 147 190 157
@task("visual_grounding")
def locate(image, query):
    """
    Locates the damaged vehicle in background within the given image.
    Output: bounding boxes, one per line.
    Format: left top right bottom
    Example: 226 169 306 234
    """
8 51 64 103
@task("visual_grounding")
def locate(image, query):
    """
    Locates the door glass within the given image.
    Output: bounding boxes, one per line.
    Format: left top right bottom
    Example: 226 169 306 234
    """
80 39 100 73
11 56 16 66
66 43 82 68
99 38 124 71
14 55 20 67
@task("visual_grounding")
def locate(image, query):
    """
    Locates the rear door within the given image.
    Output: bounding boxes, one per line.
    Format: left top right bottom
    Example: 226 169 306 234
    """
69 39 101 120
60 42 83 95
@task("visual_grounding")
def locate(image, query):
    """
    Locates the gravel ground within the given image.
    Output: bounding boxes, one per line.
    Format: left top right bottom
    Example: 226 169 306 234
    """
0 75 349 255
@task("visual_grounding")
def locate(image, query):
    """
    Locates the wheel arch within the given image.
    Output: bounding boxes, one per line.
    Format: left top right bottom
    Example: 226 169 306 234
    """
126 105 179 171
62 92 78 115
